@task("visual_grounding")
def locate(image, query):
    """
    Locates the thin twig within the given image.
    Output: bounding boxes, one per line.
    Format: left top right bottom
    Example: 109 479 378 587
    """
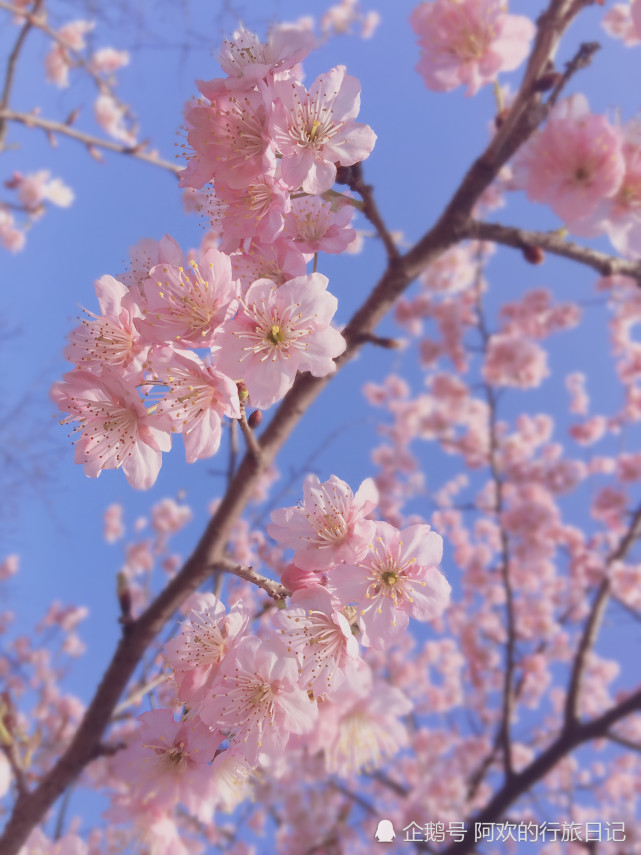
563 504 641 729
339 162 401 264
0 0 42 151
466 221 641 286
214 559 289 600
237 411 263 463
0 109 181 174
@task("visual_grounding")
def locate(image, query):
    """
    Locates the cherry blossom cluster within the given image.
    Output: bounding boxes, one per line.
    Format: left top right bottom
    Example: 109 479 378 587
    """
91 475 449 851
179 23 376 249
51 22 379 489
51 232 345 488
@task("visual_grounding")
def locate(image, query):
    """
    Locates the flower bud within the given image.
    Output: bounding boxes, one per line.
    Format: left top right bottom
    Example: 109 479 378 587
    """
522 245 545 265
248 409 262 429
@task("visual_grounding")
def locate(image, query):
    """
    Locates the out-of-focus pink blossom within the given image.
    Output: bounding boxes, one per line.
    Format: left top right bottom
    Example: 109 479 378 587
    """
602 4 641 46
513 95 625 226
410 0 535 96
94 94 137 146
0 554 19 580
90 47 130 74
483 333 549 388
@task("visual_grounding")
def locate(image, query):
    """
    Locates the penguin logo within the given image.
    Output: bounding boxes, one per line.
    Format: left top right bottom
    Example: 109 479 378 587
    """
374 819 396 843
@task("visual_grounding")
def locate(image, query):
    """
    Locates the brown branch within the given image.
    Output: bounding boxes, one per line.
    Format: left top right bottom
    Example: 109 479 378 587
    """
215 560 289 601
441 685 641 855
337 161 401 263
0 0 134 121
472 266 516 782
0 109 181 175
0 0 42 151
606 730 641 754
237 411 263 463
564 504 641 728
466 221 641 286
0 2 601 851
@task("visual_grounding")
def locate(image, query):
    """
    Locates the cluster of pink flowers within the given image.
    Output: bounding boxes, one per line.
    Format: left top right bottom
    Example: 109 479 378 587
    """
180 23 376 251
51 233 345 487
100 474 448 844
52 24 378 488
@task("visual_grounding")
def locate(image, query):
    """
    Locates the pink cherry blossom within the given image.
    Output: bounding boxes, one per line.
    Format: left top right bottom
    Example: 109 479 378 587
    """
269 65 377 194
151 349 240 463
180 89 274 191
268 474 378 571
597 120 641 257
230 239 307 292
51 367 171 489
65 275 147 378
137 249 238 347
215 175 292 250
111 710 221 821
210 24 315 91
482 333 549 388
283 194 355 254
513 95 625 225
165 593 249 709
211 273 345 409
327 521 449 646
410 0 535 96
200 635 318 764
272 587 361 697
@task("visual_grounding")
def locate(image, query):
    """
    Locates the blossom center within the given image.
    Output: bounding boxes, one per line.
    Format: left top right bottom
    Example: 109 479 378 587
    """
266 324 285 346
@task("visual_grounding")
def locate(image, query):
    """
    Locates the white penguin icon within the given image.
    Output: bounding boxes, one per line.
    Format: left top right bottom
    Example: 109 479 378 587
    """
374 819 396 843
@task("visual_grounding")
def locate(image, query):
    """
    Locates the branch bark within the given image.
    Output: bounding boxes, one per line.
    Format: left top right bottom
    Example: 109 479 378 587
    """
0 109 181 174
466 220 641 285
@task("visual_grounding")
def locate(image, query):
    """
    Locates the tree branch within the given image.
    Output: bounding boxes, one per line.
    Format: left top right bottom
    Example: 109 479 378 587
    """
0 0 42 151
466 221 641 286
564 504 641 728
0 109 181 175
441 685 641 855
214 560 289 601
